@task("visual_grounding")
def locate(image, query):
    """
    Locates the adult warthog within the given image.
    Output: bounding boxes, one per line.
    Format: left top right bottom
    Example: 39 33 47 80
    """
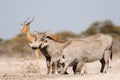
29 32 72 74
29 33 113 74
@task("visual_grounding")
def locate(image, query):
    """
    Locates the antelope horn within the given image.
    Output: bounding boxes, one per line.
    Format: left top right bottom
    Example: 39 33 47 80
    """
24 17 30 23
27 17 34 25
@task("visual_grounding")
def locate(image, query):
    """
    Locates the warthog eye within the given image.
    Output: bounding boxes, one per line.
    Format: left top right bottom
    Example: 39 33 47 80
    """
45 40 47 42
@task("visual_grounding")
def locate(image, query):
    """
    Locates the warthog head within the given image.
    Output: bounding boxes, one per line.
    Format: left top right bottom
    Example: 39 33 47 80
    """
29 31 50 49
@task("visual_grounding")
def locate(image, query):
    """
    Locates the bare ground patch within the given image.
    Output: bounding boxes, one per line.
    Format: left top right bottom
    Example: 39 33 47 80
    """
0 57 120 80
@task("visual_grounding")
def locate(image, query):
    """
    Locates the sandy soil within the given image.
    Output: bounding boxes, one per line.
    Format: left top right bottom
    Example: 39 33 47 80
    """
0 57 120 80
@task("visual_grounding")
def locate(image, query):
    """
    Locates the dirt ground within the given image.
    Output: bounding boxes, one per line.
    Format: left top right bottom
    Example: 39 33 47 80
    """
0 56 120 80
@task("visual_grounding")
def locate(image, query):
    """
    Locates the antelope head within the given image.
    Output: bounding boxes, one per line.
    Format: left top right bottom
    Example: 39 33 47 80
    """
21 17 34 33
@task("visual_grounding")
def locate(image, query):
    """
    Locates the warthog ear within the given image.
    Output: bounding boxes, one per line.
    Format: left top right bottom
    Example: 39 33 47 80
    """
46 36 52 39
44 31 55 39
33 31 39 35
44 31 51 36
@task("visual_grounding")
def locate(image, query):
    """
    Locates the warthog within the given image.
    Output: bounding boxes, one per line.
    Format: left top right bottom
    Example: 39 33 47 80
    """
29 33 113 74
29 32 72 74
59 34 113 74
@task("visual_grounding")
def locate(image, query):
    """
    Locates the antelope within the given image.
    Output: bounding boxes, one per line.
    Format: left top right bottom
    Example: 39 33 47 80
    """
21 18 59 73
21 17 41 71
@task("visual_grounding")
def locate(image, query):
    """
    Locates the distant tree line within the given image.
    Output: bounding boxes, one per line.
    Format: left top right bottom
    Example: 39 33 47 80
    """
0 20 120 58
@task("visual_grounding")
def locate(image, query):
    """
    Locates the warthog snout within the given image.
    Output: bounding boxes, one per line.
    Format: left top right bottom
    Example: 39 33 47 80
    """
28 41 41 49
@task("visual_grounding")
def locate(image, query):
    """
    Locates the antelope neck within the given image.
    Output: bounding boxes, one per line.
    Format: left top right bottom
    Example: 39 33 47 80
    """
26 30 35 43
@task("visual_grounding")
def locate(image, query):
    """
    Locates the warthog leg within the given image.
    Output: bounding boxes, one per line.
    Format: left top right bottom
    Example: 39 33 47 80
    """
46 57 52 74
72 64 77 73
100 57 105 73
75 62 85 74
60 61 69 74
100 50 111 73
52 61 59 74
103 50 111 73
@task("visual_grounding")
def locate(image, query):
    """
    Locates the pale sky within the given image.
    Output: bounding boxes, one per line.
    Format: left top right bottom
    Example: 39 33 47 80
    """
0 0 120 39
